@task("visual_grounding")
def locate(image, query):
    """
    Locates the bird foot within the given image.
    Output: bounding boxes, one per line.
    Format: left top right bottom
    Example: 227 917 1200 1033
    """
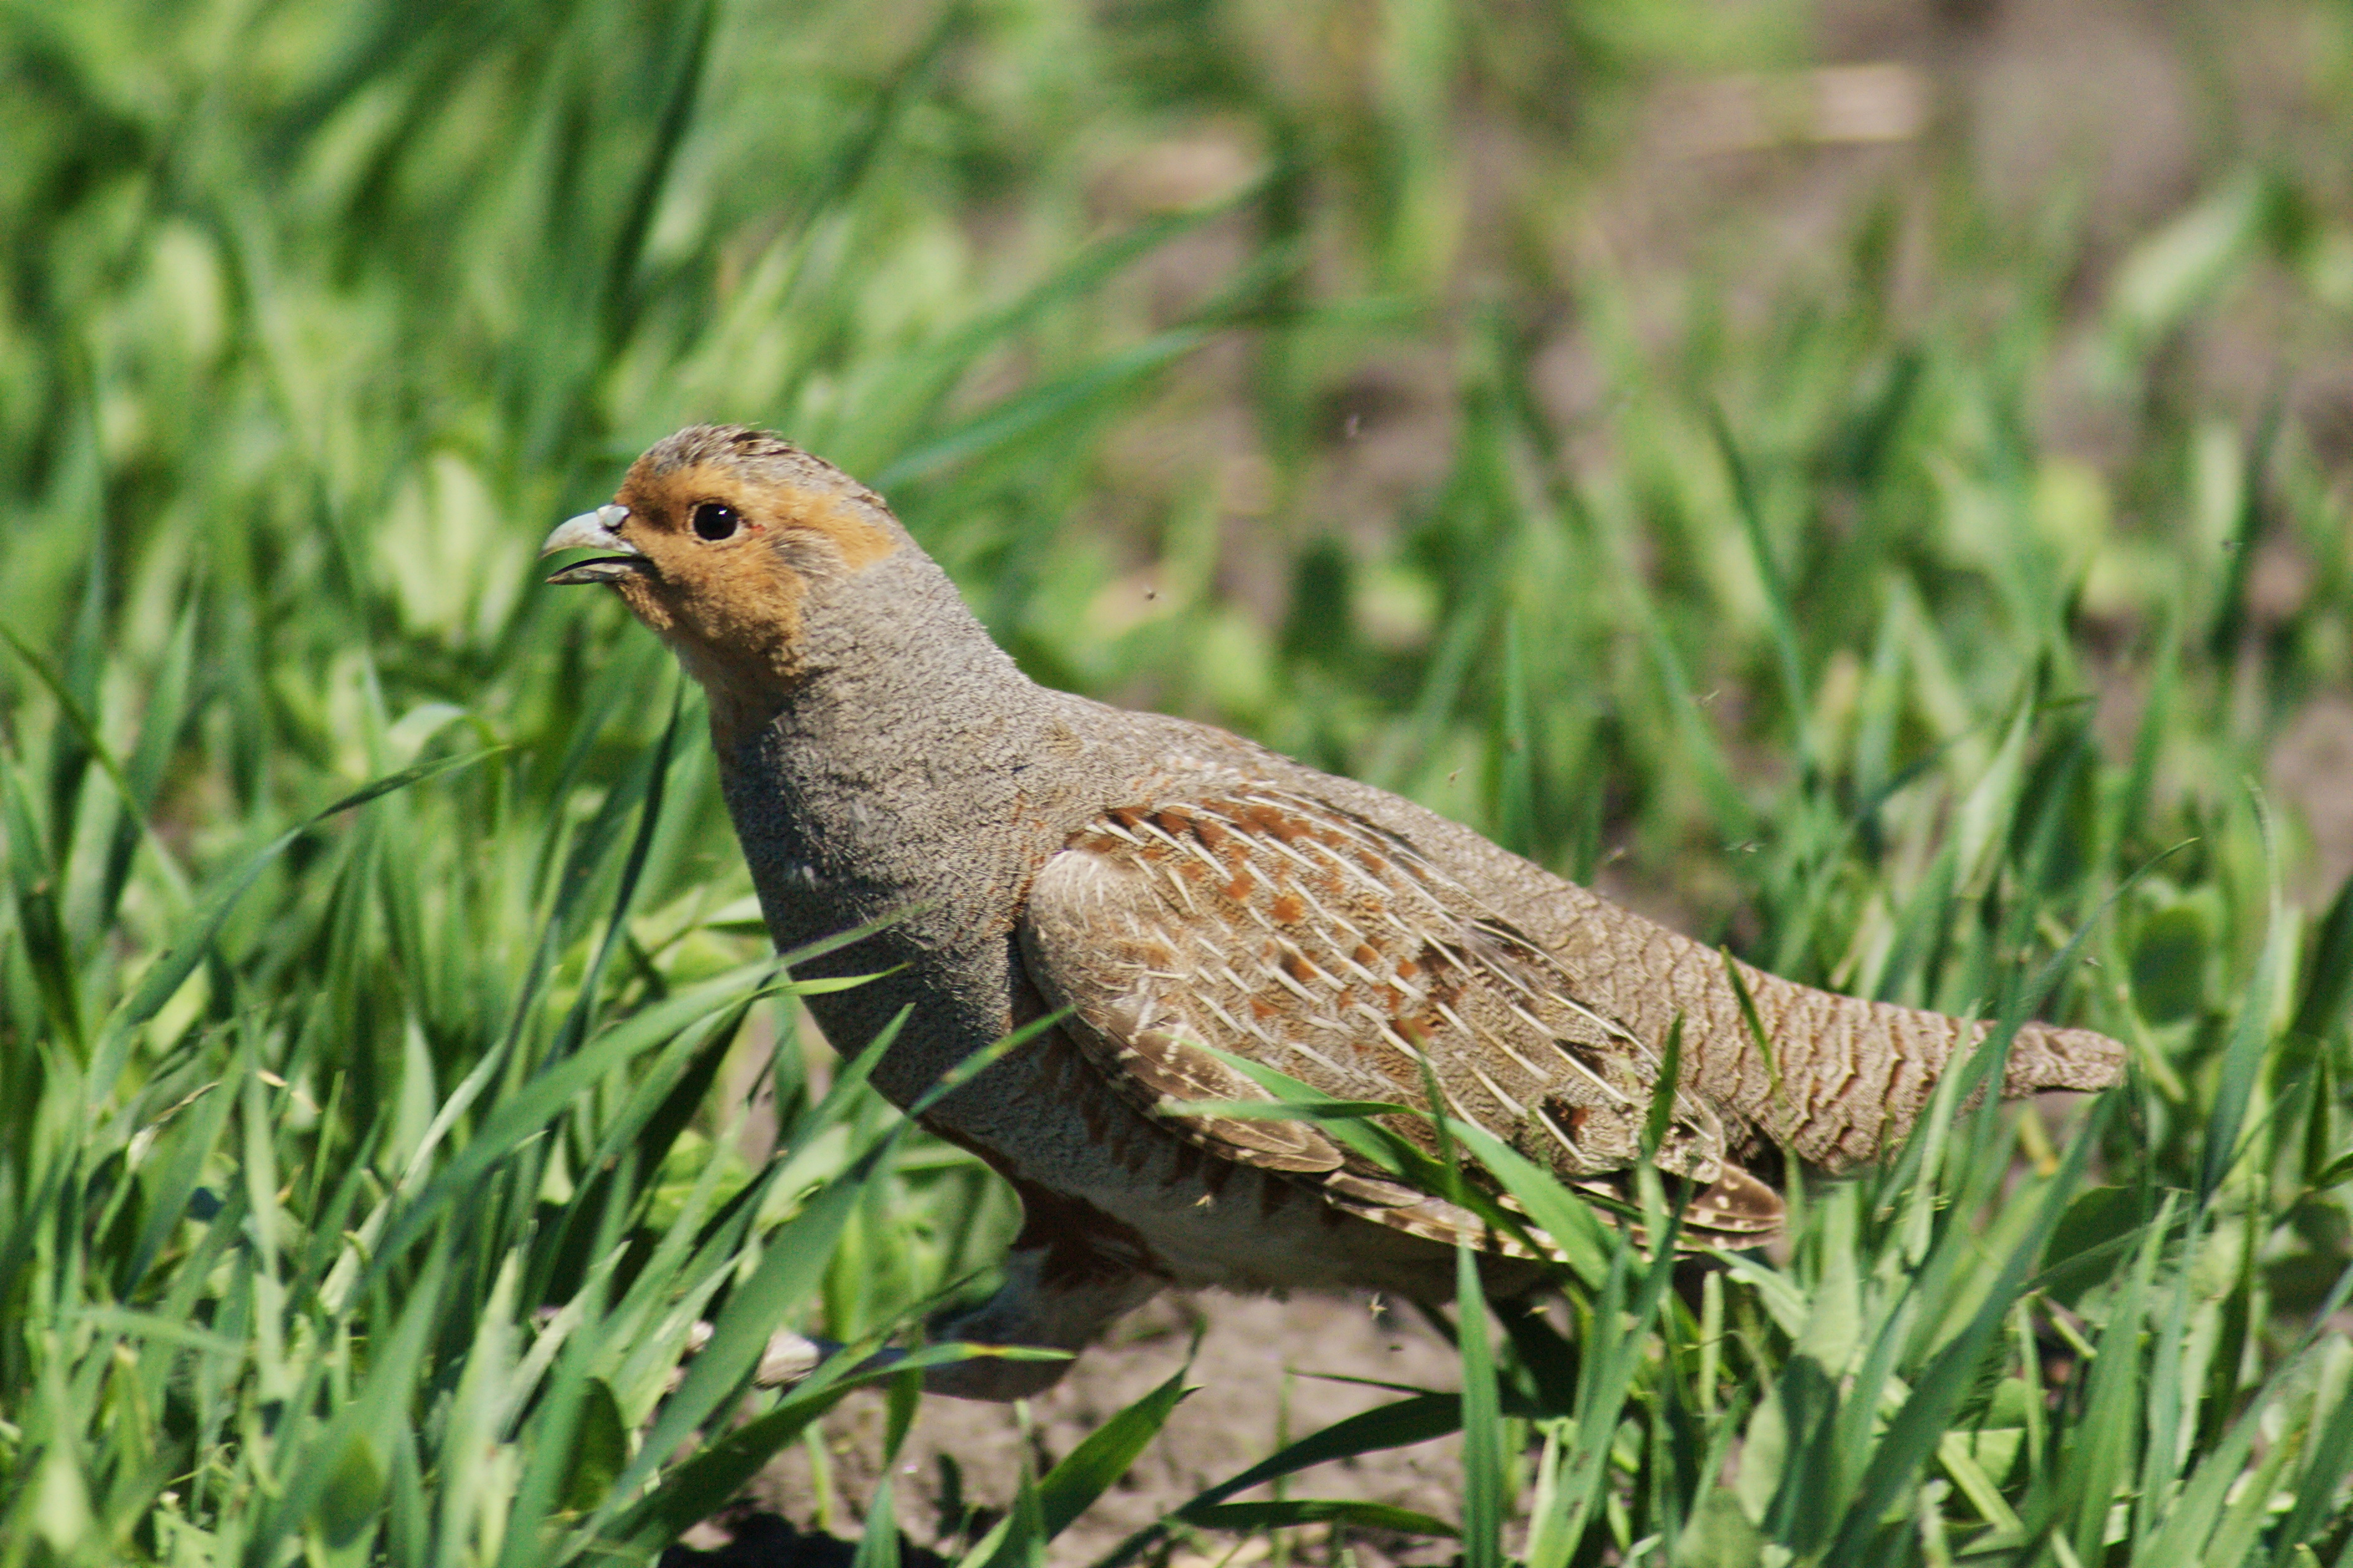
666 1321 857 1391
679 1320 1070 1400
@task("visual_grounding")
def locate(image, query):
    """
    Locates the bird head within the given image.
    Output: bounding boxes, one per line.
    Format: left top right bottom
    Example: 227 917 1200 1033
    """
541 425 901 728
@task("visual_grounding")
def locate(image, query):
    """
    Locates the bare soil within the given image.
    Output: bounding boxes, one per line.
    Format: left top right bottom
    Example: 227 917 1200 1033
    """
675 1293 1468 1568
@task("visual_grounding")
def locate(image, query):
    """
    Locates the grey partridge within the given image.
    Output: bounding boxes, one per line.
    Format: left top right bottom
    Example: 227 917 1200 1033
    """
541 425 2124 1399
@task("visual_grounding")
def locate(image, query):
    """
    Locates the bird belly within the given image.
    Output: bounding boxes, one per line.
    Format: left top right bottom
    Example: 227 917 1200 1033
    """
923 1026 1474 1303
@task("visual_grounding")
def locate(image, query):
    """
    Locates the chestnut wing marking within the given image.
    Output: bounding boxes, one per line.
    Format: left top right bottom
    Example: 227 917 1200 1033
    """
1018 789 1766 1251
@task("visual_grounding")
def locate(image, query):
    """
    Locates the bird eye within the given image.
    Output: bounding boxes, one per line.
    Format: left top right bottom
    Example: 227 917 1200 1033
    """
691 502 740 541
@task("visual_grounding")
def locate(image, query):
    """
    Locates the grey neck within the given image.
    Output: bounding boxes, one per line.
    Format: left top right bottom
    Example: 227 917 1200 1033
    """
713 545 1072 975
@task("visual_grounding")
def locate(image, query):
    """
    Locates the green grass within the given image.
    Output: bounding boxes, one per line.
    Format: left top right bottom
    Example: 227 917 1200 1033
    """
6 0 2353 1562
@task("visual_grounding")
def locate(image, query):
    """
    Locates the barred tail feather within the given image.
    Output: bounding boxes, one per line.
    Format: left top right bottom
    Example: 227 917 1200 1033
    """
2002 1021 2127 1096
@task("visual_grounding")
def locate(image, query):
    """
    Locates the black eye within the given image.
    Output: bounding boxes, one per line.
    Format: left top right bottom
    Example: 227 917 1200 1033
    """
691 502 740 541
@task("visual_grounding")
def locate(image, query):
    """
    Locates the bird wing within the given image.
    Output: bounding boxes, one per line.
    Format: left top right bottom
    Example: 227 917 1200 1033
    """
1018 787 1782 1250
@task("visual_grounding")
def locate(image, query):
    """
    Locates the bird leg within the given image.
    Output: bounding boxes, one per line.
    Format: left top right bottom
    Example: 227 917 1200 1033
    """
915 1244 1164 1400
668 1244 1161 1402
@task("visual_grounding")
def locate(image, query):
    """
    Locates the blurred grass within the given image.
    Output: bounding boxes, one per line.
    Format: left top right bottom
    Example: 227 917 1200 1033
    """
6 0 2353 1562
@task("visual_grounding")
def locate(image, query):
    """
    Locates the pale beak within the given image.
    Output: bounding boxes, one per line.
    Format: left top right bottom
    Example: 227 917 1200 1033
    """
540 505 645 584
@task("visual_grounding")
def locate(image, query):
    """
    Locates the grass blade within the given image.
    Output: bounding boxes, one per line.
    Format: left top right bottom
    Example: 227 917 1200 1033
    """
1823 1092 2114 1566
1039 1358 1195 1539
1456 1244 1504 1568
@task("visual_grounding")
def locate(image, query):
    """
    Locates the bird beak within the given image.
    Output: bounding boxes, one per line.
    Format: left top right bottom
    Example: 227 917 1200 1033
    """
540 505 645 584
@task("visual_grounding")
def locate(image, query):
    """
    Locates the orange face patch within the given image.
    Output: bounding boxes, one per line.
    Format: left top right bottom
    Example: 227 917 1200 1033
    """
759 479 897 571
577 433 902 745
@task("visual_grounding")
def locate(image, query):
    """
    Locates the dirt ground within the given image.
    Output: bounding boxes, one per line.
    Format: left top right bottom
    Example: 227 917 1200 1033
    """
671 1 2349 1560
682 1293 1471 1568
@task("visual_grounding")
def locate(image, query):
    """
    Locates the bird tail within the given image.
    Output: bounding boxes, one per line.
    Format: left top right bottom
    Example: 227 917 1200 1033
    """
2002 1020 2127 1096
